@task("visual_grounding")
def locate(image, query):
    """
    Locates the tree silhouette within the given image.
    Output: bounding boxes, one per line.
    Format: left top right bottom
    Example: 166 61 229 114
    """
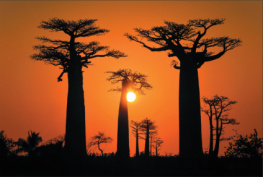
139 118 157 157
125 18 241 158
16 130 42 156
202 95 239 158
107 69 152 158
0 131 15 158
34 135 65 158
130 120 143 157
153 137 164 156
149 132 158 156
88 132 112 156
225 129 262 158
32 18 125 158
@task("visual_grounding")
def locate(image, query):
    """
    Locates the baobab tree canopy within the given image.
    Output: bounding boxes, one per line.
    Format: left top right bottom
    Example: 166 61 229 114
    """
32 18 126 81
107 69 152 94
125 19 241 69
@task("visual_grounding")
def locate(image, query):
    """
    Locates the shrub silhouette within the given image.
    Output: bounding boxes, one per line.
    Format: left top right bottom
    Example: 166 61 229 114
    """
225 129 262 158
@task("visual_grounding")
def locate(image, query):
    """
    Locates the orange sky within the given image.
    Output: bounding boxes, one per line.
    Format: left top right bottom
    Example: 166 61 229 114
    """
0 1 262 156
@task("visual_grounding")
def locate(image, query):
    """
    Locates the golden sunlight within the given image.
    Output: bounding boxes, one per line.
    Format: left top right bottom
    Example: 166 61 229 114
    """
127 91 136 102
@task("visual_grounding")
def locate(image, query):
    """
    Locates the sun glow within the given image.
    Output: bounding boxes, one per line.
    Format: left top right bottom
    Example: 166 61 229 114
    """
127 91 136 102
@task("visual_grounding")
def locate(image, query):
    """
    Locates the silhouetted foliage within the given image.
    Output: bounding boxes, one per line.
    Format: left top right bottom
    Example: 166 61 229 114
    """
32 18 125 158
126 19 242 158
153 137 164 156
34 135 65 158
225 129 262 158
202 95 238 158
88 132 112 156
16 130 42 156
106 69 152 158
0 131 16 158
130 120 143 157
139 118 157 157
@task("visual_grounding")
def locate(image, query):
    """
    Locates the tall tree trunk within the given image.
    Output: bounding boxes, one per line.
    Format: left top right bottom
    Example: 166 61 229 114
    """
145 124 149 157
136 130 139 157
213 119 221 158
209 117 213 156
179 60 203 158
64 57 86 158
117 80 130 158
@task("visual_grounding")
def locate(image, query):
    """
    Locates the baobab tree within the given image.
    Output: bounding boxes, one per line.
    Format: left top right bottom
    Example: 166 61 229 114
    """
202 95 239 158
32 18 125 158
153 137 164 157
130 120 142 157
107 69 152 158
139 118 157 157
125 19 241 158
88 132 112 156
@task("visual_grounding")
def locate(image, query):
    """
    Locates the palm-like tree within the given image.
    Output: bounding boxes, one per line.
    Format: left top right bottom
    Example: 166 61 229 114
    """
107 69 152 158
16 130 42 156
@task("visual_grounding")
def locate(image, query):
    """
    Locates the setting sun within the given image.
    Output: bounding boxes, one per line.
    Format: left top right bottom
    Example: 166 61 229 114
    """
127 91 136 102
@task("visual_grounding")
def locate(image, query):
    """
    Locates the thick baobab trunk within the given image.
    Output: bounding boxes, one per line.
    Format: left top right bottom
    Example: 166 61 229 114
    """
179 60 203 158
64 57 87 158
145 125 149 157
136 130 139 157
117 80 130 158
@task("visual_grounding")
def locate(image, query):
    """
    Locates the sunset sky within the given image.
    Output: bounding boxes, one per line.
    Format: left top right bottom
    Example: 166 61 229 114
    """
0 1 262 156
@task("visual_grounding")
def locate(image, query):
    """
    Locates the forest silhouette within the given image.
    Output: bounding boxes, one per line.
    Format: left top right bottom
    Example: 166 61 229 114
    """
0 18 262 176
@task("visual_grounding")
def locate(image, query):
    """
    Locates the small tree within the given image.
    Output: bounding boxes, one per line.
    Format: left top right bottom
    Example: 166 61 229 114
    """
107 69 152 158
130 120 143 157
225 129 263 158
16 130 42 156
139 118 157 157
88 132 112 156
153 137 164 156
126 19 241 158
32 18 125 158
202 95 238 158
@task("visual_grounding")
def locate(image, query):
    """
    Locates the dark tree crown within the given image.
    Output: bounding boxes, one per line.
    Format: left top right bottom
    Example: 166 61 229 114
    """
31 18 126 81
139 118 157 132
38 18 109 38
130 120 144 138
106 69 152 94
125 18 242 69
89 132 112 146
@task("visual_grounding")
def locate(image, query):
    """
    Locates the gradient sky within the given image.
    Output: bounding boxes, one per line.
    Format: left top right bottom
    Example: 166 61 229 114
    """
0 1 262 156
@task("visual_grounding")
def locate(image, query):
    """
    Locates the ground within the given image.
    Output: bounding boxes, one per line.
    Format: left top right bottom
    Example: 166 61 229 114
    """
0 155 262 176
